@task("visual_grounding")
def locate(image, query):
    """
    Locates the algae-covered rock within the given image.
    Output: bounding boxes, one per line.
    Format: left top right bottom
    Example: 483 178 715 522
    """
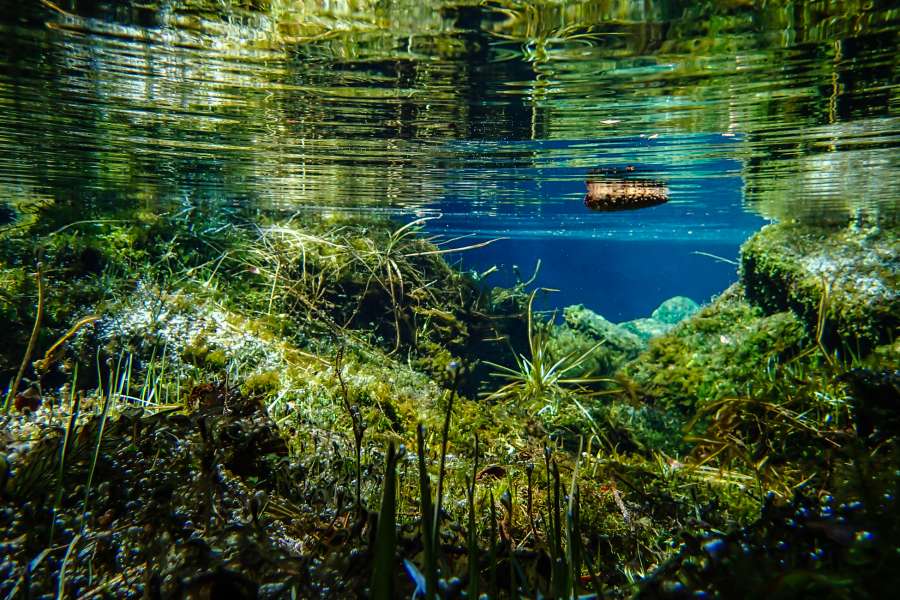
620 284 808 412
741 223 898 354
547 304 645 376
651 296 700 324
618 297 698 342
563 304 645 356
619 317 672 341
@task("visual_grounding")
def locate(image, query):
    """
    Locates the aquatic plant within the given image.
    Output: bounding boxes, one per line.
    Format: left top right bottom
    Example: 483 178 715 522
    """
2 263 43 413
415 424 439 599
741 223 898 355
484 290 608 414
48 367 81 545
465 434 480 599
251 215 500 355
370 442 399 600
1 202 897 599
335 346 367 513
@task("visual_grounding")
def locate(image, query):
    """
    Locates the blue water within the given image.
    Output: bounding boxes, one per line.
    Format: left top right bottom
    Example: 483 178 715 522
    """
426 137 765 321
1 2 889 324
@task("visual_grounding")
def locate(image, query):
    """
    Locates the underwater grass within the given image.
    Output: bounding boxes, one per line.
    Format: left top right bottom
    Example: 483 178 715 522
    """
3 262 43 412
370 442 399 600
48 365 80 546
335 346 367 512
484 289 610 414
466 434 480 599
415 424 439 599
1 209 897 598
79 353 129 532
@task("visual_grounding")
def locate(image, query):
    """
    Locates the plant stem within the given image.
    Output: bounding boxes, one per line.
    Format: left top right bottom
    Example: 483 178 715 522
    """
432 366 461 549
416 424 438 600
370 443 398 600
4 263 43 412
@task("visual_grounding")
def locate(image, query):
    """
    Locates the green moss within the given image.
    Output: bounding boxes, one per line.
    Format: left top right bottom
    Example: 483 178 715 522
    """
6 195 896 598
619 284 808 413
618 317 671 342
547 304 645 378
181 336 229 371
242 370 281 397
741 223 898 355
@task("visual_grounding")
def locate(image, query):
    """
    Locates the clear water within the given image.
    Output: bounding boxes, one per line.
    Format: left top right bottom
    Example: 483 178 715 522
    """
0 0 897 319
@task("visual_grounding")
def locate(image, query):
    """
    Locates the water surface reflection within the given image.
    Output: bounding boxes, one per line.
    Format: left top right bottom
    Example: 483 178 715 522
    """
0 0 896 314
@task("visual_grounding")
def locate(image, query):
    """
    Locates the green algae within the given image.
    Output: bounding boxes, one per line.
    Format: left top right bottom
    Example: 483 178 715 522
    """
546 303 645 379
1 206 899 598
241 370 282 398
742 223 899 355
620 284 808 413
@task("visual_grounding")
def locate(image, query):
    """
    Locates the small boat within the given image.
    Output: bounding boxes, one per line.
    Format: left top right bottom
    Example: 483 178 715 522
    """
584 166 669 211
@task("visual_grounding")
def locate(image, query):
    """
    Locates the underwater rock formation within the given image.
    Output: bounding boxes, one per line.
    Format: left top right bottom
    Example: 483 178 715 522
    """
619 284 808 412
651 295 700 324
547 304 645 377
584 166 669 211
549 296 701 372
741 223 898 354
619 296 701 341
618 317 671 342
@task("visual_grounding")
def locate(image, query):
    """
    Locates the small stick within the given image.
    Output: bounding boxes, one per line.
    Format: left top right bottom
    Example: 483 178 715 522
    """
4 263 43 412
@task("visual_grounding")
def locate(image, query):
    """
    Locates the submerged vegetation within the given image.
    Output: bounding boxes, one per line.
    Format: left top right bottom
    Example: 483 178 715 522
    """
1 200 897 598
0 0 898 598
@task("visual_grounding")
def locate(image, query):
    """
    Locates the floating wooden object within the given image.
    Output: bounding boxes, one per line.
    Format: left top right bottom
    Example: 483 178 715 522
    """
584 166 669 211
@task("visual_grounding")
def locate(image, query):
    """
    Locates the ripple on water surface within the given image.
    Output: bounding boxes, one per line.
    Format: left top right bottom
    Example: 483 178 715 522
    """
0 0 896 315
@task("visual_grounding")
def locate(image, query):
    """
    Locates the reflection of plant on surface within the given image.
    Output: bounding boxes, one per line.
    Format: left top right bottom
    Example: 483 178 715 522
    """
484 289 609 414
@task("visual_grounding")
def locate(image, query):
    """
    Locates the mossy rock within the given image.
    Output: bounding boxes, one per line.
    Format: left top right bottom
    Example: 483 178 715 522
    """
651 296 700 325
619 317 672 342
548 304 645 377
562 304 645 355
741 223 898 355
620 284 808 413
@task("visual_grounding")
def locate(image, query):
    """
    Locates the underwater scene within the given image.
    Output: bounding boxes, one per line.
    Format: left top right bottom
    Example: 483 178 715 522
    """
0 1 898 598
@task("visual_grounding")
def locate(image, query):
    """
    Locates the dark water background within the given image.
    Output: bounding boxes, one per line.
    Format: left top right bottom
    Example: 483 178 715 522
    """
0 0 897 320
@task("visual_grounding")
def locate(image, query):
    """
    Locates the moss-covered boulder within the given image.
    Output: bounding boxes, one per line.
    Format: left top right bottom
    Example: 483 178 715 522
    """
619 284 808 413
652 295 700 324
741 223 898 355
547 304 645 376
619 297 700 342
619 317 672 342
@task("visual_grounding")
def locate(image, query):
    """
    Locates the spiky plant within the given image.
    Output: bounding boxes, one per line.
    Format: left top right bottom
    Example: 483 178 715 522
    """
484 290 608 414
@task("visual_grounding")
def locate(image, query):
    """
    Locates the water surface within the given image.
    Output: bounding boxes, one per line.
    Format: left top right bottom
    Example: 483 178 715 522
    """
0 0 897 318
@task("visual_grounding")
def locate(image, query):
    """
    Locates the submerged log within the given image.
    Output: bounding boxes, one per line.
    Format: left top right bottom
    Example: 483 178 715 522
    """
584 167 669 211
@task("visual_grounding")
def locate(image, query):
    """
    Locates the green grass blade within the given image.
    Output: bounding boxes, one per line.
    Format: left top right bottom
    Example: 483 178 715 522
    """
488 490 499 598
80 370 117 532
56 533 82 600
433 379 458 554
49 365 80 546
467 434 480 599
416 424 438 600
370 442 398 600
